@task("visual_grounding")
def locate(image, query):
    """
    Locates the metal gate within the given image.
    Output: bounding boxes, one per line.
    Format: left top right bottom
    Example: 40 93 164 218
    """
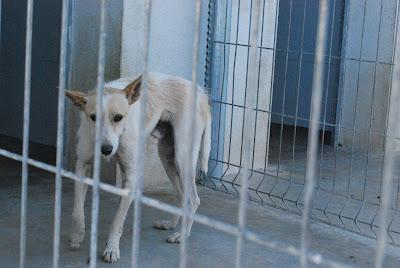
205 0 400 262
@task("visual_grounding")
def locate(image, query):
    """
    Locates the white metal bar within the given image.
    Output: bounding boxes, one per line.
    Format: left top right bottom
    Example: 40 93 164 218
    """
300 0 329 267
131 1 152 266
375 0 400 266
235 0 262 267
0 148 129 196
89 0 107 267
20 0 34 267
375 143 399 268
52 0 70 266
262 0 280 182
178 0 202 267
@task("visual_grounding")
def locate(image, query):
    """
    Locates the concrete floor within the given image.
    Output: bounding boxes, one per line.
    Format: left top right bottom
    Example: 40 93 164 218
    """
210 124 400 245
1 156 400 267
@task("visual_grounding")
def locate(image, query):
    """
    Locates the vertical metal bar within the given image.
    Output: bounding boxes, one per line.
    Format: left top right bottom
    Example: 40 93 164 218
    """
131 0 151 266
179 1 202 267
331 0 351 229
289 0 308 187
318 0 337 191
354 0 385 233
236 0 254 176
250 0 266 174
210 0 230 183
204 0 215 90
52 0 69 267
20 0 34 267
322 0 341 220
300 1 329 267
235 0 261 267
207 0 226 182
275 0 293 184
224 0 242 184
279 0 308 208
375 136 399 265
249 0 269 201
257 0 280 205
89 0 107 267
312 0 338 225
338 0 368 235
375 0 400 265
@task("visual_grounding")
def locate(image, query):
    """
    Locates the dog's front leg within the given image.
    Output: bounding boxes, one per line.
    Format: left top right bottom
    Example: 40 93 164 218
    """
69 160 89 249
102 170 134 263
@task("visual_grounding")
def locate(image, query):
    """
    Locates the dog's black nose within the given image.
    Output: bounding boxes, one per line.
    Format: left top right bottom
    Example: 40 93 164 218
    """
101 144 113 155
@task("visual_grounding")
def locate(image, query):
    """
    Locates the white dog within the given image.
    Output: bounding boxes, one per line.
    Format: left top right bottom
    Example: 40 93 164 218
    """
65 72 211 263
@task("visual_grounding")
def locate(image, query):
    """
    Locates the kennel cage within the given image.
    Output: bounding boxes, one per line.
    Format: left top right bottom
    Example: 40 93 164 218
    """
0 0 399 267
205 0 400 249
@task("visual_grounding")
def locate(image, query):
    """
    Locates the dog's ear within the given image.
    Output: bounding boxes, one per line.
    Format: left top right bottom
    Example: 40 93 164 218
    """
123 75 142 105
65 90 87 110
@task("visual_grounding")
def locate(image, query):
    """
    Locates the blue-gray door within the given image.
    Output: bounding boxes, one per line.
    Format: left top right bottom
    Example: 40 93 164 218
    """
271 0 345 143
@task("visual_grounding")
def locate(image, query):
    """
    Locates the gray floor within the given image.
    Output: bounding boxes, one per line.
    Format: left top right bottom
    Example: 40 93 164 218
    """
209 125 400 246
1 156 400 267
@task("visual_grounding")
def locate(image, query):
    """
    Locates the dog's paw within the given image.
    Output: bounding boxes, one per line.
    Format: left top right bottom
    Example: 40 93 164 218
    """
154 220 176 230
69 227 85 249
102 244 120 263
166 232 182 243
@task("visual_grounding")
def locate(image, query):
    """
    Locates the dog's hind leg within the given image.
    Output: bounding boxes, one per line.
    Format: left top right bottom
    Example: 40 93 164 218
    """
69 161 90 249
154 129 183 230
166 130 202 243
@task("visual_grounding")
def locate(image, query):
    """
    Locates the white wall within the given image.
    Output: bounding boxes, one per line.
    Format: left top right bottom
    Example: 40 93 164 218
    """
121 0 209 188
121 0 208 80
339 0 397 152
212 0 278 178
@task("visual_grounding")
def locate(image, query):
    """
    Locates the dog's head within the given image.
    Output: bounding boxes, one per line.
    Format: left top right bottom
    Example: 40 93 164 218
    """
65 75 142 158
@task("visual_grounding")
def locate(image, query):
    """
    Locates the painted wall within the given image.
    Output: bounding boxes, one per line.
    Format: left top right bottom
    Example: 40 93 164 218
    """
121 0 208 81
207 0 278 185
120 0 209 189
0 0 62 146
338 0 397 152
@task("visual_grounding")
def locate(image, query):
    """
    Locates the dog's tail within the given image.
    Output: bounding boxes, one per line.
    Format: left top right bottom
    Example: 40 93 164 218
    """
199 115 211 175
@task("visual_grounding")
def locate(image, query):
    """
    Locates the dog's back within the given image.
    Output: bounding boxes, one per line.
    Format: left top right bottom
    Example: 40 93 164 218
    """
147 72 211 174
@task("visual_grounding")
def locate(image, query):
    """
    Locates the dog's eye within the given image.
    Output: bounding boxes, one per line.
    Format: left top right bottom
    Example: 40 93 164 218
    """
90 114 96 122
113 114 123 122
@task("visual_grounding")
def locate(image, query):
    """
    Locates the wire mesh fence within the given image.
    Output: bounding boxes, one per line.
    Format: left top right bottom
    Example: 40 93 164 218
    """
0 0 399 267
205 0 400 251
